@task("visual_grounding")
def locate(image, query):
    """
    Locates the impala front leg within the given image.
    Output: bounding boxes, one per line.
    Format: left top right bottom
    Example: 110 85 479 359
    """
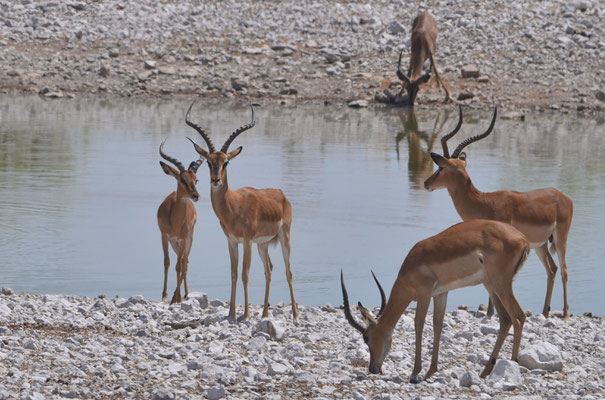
161 234 170 302
242 240 253 320
228 240 239 321
426 292 448 379
410 295 431 383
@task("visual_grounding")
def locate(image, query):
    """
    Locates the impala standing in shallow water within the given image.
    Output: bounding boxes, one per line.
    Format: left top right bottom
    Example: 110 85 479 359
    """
185 101 298 321
424 107 573 319
342 220 529 382
157 141 203 304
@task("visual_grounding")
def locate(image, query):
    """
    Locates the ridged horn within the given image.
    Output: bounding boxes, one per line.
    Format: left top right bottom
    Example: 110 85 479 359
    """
451 107 497 159
185 100 216 153
441 105 463 158
341 270 365 333
159 139 185 173
220 103 256 153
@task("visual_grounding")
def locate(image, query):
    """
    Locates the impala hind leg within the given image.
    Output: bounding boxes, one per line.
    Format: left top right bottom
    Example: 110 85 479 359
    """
170 255 183 304
257 243 274 318
553 227 571 319
161 234 170 302
278 226 299 320
429 54 451 102
410 295 431 383
479 292 512 378
426 292 448 379
227 240 239 321
241 240 253 320
535 244 558 318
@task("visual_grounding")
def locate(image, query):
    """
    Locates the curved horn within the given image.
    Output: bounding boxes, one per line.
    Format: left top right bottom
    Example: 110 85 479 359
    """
371 271 386 318
159 139 185 173
221 103 256 153
185 100 216 153
341 270 365 333
412 58 434 85
451 107 497 159
441 105 463 158
188 159 203 173
396 47 411 85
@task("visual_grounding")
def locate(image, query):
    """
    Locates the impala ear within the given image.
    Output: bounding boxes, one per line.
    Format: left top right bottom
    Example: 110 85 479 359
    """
227 146 243 159
160 161 179 179
430 152 447 167
458 152 467 162
358 302 377 325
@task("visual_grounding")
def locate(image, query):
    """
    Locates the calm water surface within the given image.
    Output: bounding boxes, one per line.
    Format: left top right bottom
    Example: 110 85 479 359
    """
1 96 604 316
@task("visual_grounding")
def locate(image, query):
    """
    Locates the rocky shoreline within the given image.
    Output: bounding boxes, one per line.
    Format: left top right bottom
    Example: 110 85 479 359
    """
0 0 603 113
1 288 604 399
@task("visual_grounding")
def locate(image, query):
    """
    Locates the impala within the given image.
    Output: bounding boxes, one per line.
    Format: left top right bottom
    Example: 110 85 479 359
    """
157 140 203 304
342 219 529 382
396 12 451 107
424 107 574 319
185 101 298 321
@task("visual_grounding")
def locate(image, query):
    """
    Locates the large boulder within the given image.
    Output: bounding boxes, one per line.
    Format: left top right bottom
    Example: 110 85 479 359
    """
518 341 563 371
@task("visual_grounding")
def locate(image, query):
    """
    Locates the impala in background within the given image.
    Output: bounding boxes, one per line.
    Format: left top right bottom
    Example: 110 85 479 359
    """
393 12 452 107
186 101 299 321
157 141 203 304
424 107 573 319
342 220 529 382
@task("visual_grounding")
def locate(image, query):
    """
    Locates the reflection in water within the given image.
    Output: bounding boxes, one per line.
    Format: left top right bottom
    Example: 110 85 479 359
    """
395 108 454 188
1 95 605 316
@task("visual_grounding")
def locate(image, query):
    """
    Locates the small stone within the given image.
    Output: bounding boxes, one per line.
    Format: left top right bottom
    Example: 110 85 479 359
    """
461 65 480 78
152 390 175 400
387 21 405 35
137 70 153 82
1 287 14 295
596 90 605 102
108 49 119 58
253 319 285 341
231 77 249 91
487 360 523 390
477 75 489 83
457 90 474 100
348 99 369 108
501 111 525 121
460 371 481 388
518 341 563 371
99 65 109 77
206 385 225 400
292 370 316 383
159 66 176 75
268 362 288 376
144 60 156 69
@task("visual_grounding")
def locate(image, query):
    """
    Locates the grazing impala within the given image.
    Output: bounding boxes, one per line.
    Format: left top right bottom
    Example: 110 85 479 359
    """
157 140 203 304
185 101 298 321
396 12 451 107
424 107 574 319
342 220 529 382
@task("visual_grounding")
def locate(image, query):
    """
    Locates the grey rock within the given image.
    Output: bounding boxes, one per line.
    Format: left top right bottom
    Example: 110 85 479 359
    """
387 21 405 35
268 362 289 376
152 390 175 400
596 90 605 102
461 65 480 78
348 99 369 108
144 60 156 70
206 385 225 400
460 371 482 387
518 341 563 372
253 319 285 341
1 287 14 295
457 90 474 101
231 77 249 91
292 370 316 383
487 360 523 390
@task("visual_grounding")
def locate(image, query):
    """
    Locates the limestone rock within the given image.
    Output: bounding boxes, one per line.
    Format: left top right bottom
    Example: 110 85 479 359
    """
518 341 563 372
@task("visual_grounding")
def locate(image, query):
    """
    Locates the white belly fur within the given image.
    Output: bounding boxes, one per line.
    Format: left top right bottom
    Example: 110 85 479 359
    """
432 269 485 296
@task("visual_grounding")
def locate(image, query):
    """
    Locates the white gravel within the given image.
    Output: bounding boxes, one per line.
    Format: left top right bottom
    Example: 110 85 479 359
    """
1 288 604 399
0 0 603 113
